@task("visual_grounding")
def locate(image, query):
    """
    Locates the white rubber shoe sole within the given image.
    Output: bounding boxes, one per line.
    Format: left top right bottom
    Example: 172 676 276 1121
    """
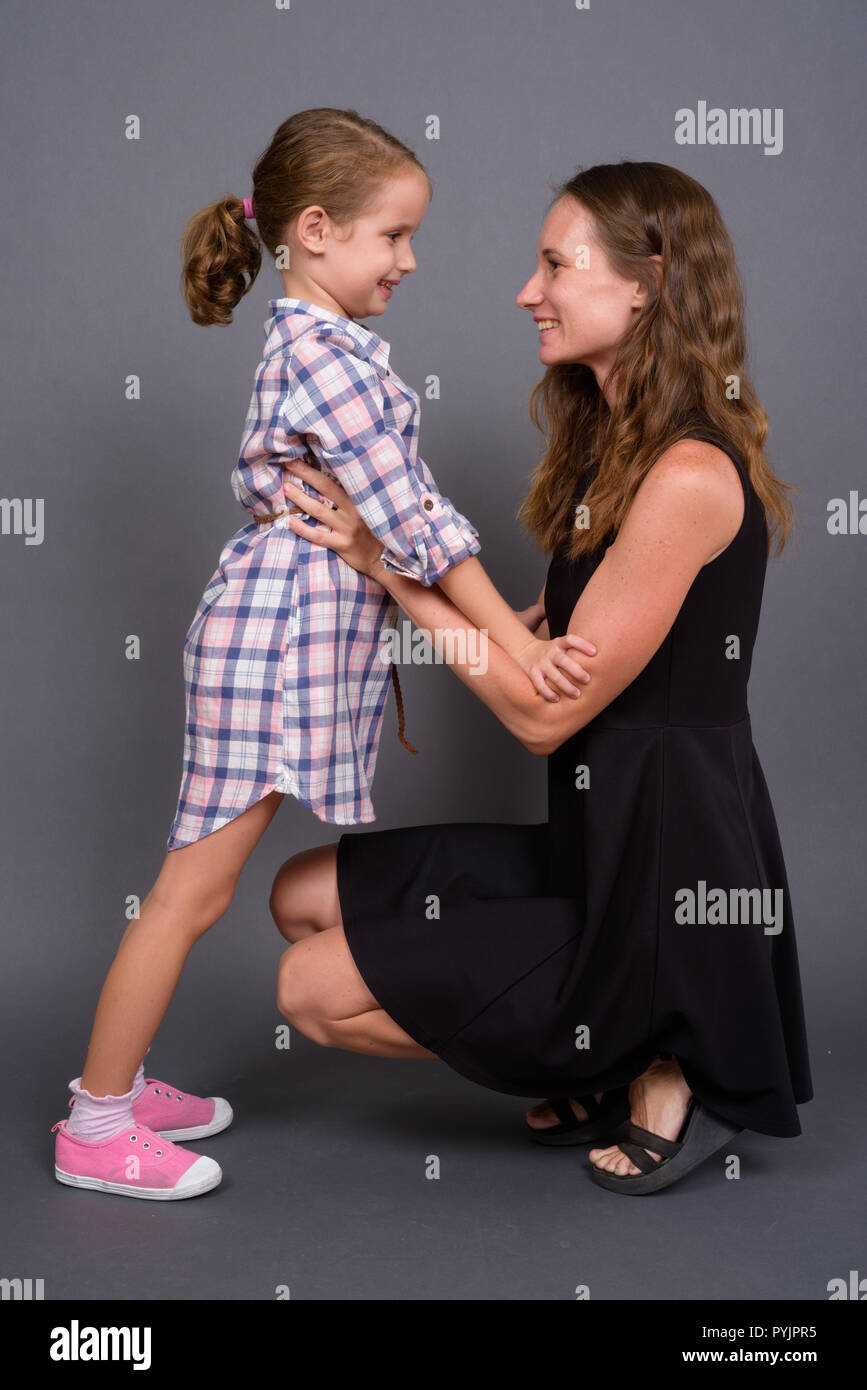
54 1154 222 1200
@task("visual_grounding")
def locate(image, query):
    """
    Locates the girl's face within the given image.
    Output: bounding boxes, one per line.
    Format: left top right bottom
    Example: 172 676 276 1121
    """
283 170 430 322
516 196 656 404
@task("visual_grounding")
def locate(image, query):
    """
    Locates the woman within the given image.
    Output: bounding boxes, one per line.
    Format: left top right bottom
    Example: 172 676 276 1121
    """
269 160 813 1195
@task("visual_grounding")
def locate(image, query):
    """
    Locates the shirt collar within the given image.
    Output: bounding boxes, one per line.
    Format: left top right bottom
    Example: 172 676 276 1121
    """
265 297 391 378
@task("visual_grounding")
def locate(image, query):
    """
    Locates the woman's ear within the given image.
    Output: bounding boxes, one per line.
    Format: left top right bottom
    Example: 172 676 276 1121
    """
633 253 663 309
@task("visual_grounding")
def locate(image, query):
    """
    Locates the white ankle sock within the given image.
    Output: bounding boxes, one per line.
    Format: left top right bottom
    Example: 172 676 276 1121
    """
66 1051 150 1142
130 1057 148 1103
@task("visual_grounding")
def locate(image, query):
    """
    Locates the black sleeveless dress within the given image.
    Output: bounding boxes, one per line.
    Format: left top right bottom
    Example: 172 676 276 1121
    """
335 426 813 1137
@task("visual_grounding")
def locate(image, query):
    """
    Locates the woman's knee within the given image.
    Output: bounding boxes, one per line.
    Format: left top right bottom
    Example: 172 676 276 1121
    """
269 844 340 939
276 944 333 1046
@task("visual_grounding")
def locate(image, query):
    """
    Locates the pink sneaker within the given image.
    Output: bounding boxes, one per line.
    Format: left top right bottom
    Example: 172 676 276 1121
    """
51 1119 222 1200
130 1078 233 1141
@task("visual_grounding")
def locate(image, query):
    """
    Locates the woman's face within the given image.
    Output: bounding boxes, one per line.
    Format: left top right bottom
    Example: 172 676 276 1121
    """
516 196 653 401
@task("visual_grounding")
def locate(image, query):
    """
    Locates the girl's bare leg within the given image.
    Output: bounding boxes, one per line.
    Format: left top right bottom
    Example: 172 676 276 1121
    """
79 789 285 1097
270 845 435 1058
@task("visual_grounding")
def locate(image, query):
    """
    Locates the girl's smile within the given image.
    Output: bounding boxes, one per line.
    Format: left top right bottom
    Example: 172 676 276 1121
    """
280 169 427 323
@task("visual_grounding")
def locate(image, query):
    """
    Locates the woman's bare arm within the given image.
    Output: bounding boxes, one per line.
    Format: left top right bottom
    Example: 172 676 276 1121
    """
522 441 744 751
281 440 743 755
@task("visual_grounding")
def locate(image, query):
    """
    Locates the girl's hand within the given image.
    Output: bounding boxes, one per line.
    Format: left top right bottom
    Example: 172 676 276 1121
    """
516 633 596 702
281 461 382 578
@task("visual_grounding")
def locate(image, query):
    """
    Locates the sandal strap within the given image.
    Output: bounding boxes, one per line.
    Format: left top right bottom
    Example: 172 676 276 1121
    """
618 1122 683 1160
616 1141 664 1174
549 1097 589 1130
547 1095 583 1128
545 1090 627 1131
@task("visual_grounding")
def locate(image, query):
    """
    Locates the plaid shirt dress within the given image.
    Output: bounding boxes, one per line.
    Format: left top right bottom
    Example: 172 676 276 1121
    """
166 298 481 849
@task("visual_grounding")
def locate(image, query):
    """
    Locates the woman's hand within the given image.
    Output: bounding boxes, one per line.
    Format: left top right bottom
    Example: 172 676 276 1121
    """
281 461 383 578
514 633 596 702
281 461 596 701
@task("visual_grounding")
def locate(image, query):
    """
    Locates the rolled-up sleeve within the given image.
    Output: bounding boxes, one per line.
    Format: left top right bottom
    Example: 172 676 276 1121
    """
282 334 480 586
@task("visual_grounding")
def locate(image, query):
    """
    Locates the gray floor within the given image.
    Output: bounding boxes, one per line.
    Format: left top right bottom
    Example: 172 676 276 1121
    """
6 1030 862 1301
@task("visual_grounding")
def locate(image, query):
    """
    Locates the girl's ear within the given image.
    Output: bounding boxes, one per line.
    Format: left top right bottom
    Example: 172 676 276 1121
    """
295 205 330 255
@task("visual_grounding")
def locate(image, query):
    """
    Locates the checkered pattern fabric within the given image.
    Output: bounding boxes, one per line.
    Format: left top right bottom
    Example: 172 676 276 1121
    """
167 299 480 847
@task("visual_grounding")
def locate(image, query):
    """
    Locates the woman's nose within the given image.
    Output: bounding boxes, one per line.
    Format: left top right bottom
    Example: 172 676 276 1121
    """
516 279 542 308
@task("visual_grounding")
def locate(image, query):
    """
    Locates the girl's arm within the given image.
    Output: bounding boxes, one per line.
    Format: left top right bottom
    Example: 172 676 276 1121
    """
281 332 482 587
435 556 557 666
410 444 561 676
279 333 581 698
282 441 744 754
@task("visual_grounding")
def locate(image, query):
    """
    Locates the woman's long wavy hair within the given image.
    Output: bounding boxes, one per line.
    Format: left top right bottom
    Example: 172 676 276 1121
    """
517 161 796 560
179 107 431 328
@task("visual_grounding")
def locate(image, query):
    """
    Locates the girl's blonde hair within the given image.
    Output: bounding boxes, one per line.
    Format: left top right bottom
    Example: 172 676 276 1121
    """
517 161 797 559
179 107 432 327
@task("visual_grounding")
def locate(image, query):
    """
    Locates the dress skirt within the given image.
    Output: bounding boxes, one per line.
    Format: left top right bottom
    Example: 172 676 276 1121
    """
333 424 814 1140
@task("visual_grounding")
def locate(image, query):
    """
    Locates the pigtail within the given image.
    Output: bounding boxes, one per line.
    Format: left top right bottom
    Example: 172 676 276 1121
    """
179 195 262 327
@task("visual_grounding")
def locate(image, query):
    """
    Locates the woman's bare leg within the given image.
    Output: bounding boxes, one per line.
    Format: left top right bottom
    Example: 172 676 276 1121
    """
277 926 436 1058
269 843 342 942
589 1056 692 1175
79 789 285 1097
269 848 694 1149
269 846 435 1058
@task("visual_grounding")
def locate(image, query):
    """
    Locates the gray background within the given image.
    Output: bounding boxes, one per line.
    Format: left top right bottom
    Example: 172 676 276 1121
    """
1 0 865 1300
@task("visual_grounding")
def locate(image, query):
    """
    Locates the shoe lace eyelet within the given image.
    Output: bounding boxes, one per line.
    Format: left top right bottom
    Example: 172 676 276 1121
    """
155 1149 163 1157
154 1087 161 1095
129 1134 138 1142
142 1140 151 1149
166 1091 172 1098
177 1094 183 1102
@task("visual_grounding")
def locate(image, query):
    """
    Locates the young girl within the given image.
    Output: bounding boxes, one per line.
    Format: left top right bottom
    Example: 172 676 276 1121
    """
51 107 595 1200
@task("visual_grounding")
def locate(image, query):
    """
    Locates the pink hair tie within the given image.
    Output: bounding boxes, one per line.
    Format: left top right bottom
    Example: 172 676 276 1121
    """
243 196 255 219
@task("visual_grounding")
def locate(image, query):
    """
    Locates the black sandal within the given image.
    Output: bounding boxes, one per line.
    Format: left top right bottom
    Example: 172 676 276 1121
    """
527 1086 631 1147
588 1096 743 1194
